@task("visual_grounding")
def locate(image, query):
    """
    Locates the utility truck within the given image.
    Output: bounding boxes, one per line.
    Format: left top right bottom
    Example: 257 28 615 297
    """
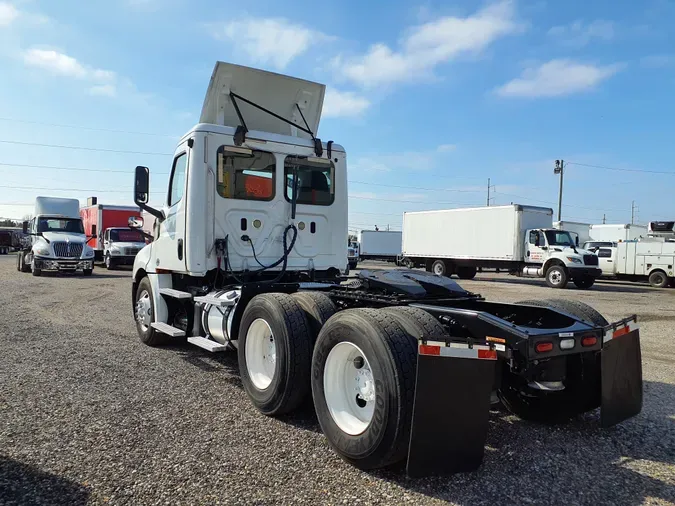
400 205 602 289
587 221 675 288
357 230 402 263
589 223 647 243
17 196 96 276
80 198 145 267
128 61 643 478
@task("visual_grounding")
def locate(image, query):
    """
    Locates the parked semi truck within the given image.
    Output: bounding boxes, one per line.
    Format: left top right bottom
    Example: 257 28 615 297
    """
347 238 359 270
357 230 402 262
17 196 96 276
0 229 13 254
587 221 675 288
127 61 642 478
80 198 145 267
400 205 602 289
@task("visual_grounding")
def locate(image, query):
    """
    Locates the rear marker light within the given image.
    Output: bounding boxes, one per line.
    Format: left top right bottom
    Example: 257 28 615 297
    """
535 342 553 353
560 338 575 350
582 336 597 347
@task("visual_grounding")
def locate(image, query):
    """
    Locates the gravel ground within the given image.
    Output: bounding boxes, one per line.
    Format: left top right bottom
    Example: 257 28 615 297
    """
1 256 673 506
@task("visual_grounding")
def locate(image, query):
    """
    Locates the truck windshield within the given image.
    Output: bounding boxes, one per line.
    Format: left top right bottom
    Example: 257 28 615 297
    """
545 230 575 247
37 217 84 234
110 229 143 242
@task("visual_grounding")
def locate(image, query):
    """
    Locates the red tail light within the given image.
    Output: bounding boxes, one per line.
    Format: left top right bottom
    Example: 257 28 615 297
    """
581 336 597 347
535 342 553 353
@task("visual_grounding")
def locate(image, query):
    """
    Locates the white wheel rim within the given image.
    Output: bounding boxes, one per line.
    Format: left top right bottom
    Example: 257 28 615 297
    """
135 290 152 331
245 318 277 390
324 342 376 436
433 263 444 275
550 270 561 284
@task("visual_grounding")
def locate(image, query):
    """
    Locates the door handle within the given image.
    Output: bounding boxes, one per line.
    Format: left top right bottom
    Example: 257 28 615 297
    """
607 260 613 262
177 239 183 260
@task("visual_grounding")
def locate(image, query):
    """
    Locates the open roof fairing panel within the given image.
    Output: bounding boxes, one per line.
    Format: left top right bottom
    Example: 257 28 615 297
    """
200 62 326 140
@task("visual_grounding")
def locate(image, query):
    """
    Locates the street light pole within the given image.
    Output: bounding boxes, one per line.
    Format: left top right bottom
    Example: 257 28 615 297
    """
554 159 564 221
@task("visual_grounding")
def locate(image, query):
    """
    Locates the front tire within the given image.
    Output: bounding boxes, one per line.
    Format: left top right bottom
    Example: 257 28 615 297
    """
545 265 568 289
238 293 312 416
134 276 164 346
311 308 417 470
105 253 116 270
82 268 93 276
456 266 477 280
31 259 41 277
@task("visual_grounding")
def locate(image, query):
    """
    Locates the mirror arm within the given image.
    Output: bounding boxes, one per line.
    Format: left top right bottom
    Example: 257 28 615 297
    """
134 198 164 222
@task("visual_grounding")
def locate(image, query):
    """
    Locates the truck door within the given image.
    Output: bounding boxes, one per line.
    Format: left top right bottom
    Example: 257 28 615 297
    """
596 247 616 275
525 230 547 264
154 146 189 272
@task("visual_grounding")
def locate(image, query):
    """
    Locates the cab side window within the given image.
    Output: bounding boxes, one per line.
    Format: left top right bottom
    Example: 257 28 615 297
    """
597 248 612 258
529 231 540 246
168 153 188 207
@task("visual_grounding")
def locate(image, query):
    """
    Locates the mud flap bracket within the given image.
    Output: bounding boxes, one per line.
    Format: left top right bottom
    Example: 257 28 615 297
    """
600 320 643 428
406 341 497 478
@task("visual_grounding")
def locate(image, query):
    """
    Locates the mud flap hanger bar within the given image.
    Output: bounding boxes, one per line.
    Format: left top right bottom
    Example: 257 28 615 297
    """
406 339 497 478
229 92 327 157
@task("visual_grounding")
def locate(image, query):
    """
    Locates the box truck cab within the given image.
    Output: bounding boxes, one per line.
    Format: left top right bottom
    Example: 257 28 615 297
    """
102 227 146 269
18 196 96 276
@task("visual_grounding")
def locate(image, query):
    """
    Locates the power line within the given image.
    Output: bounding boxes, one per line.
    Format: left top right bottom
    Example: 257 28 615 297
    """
0 162 170 175
349 195 480 206
349 180 483 193
567 161 675 176
0 184 163 194
493 191 625 213
0 140 173 156
0 117 180 139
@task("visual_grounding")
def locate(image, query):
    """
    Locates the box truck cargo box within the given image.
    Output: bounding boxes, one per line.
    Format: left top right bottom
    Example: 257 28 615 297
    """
357 230 402 262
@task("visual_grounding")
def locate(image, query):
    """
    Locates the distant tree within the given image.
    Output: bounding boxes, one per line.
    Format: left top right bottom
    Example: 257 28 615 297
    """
348 234 357 243
0 219 17 227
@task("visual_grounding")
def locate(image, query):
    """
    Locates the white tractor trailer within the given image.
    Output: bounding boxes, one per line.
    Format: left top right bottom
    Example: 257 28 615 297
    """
127 61 643 477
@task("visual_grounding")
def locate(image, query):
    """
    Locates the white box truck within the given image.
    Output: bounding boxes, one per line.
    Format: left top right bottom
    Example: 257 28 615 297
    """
17 196 96 276
401 204 602 289
123 61 642 478
357 230 402 262
588 223 647 243
554 221 591 246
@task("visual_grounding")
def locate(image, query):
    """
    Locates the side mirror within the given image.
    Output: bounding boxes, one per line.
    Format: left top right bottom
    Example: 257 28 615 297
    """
129 216 144 229
22 221 28 234
575 237 579 246
135 166 150 204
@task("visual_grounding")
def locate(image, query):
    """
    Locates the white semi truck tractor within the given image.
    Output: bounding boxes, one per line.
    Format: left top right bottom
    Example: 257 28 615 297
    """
18 196 96 276
128 61 644 478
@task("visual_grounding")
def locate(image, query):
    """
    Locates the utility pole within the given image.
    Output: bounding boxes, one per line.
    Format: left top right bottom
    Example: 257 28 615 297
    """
602 213 606 224
554 159 564 221
487 178 490 206
631 201 637 225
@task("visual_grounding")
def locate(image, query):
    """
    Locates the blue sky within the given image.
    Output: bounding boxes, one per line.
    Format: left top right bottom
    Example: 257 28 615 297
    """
1 0 674 231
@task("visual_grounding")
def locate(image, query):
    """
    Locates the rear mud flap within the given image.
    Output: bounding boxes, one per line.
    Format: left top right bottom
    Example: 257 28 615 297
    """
601 325 643 428
406 342 496 478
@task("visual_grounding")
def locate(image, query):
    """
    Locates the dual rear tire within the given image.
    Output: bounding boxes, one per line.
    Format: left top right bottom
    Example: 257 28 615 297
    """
237 294 442 470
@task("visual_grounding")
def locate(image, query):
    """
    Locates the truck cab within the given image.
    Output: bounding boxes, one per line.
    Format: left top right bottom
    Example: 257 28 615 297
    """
102 227 147 270
347 240 359 270
19 196 96 276
524 228 601 288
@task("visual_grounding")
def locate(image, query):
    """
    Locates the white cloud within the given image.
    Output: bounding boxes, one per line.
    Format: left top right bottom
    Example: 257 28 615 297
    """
22 49 116 83
0 1 18 26
322 88 370 118
89 84 117 97
213 17 332 70
334 0 521 88
548 20 614 48
640 54 674 68
495 59 624 98
437 144 457 152
350 145 456 173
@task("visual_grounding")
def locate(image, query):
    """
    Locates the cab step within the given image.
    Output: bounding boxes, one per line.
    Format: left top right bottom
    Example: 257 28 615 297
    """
187 336 228 352
159 288 193 300
193 295 235 307
151 322 186 337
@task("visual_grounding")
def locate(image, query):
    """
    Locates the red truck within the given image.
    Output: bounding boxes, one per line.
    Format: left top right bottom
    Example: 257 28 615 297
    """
80 198 144 263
